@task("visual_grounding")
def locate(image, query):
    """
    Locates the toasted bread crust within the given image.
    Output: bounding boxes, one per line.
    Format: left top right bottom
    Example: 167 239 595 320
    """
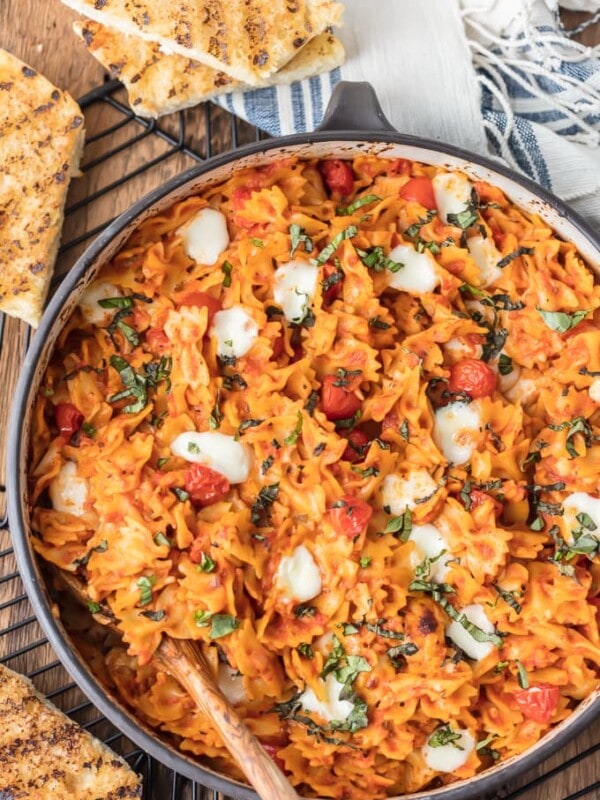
74 19 345 118
61 0 343 85
0 49 85 327
0 663 142 799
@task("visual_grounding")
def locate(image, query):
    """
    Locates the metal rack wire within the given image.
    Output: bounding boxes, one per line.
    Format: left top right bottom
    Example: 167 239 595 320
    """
0 79 598 800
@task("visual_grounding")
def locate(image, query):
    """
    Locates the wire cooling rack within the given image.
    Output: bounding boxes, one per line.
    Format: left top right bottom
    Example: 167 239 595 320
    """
0 79 599 800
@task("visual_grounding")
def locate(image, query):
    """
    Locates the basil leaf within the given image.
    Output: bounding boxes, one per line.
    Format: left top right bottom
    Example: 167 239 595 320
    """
198 552 216 573
221 261 233 287
209 614 240 639
368 315 391 330
98 296 133 309
289 223 314 257
284 411 303 446
294 604 317 618
251 483 280 526
153 532 170 547
297 643 314 659
496 246 534 269
404 210 437 238
537 307 589 333
87 601 101 614
141 609 166 621
137 575 156 606
428 725 463 749
498 353 513 375
493 583 522 614
356 246 403 273
337 194 381 216
385 509 412 541
315 226 358 266
515 659 529 689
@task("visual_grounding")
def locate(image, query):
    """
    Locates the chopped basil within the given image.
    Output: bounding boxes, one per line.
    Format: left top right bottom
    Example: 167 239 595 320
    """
321 267 343 294
87 601 102 614
334 410 362 431
315 226 358 266
194 609 212 627
251 483 280 526
221 260 233 287
297 643 314 659
580 367 600 377
73 539 108 567
198 552 216 573
172 487 190 502
365 619 404 640
385 509 412 541
137 575 156 606
498 354 513 375
157 457 169 469
333 368 362 388
108 355 147 413
496 246 534 268
289 223 314 257
208 389 223 430
415 238 441 254
145 355 172 390
250 237 264 247
261 455 274 474
351 465 379 478
98 296 134 309
223 373 248 390
548 416 598 459
387 642 419 670
399 420 410 441
530 517 545 531
516 659 529 689
493 584 522 614
404 210 437 238
209 614 240 639
187 441 201 455
304 390 319 415
368 315 391 330
359 556 372 568
153 532 170 547
284 411 303 446
476 733 500 760
81 421 96 438
356 245 403 273
313 442 326 456
428 725 463 749
116 319 140 347
482 327 508 362
537 307 589 333
294 604 317 618
238 418 265 433
141 609 166 621
337 194 381 216
342 623 360 635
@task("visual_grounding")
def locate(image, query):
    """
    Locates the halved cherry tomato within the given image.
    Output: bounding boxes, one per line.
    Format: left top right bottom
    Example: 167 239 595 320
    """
342 429 370 463
448 358 497 399
184 464 230 506
55 403 84 438
329 495 373 538
261 743 286 772
321 160 354 196
176 292 221 325
461 488 503 520
399 177 437 210
321 374 362 421
514 683 560 724
322 264 343 306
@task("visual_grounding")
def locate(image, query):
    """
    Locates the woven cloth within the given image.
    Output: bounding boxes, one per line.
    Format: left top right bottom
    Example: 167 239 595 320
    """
213 0 600 230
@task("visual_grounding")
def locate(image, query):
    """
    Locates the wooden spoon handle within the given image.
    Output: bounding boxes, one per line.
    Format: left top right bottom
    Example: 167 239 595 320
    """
157 638 299 800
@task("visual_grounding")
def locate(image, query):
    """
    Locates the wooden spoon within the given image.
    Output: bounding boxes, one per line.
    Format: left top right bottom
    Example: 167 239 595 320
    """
55 569 300 800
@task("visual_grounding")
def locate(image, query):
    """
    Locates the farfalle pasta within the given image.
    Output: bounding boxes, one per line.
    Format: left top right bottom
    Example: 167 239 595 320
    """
29 155 600 798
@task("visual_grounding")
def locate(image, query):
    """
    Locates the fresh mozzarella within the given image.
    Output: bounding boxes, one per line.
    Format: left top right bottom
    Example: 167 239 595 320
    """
387 245 440 294
49 461 89 517
432 172 474 224
409 524 451 582
170 431 252 483
178 207 229 265
273 261 319 323
446 603 497 661
217 663 247 705
79 282 122 326
504 377 539 406
422 726 475 772
275 545 322 603
434 401 482 465
381 470 438 515
300 673 354 723
563 492 600 544
589 378 600 403
467 234 503 287
444 337 483 363
211 305 258 359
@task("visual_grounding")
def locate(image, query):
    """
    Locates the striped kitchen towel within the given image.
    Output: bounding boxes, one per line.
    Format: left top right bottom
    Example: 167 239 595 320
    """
213 0 600 230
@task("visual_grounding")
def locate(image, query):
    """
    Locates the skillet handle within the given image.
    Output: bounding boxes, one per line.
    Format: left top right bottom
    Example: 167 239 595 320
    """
318 81 397 133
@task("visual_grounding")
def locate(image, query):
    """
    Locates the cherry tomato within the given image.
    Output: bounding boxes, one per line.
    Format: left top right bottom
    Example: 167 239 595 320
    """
321 160 354 196
514 683 560 724
55 403 84 438
184 464 230 506
176 292 221 325
321 374 362 421
389 158 412 175
342 429 370 463
322 264 343 306
448 358 497 399
329 495 373 538
261 743 286 772
399 177 437 210
461 488 503 520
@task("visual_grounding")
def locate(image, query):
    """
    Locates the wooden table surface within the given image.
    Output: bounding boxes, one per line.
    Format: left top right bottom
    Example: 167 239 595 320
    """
1 2 599 800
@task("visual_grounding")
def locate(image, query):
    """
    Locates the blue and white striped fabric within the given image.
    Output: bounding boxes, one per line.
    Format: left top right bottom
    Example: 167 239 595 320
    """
214 0 600 230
